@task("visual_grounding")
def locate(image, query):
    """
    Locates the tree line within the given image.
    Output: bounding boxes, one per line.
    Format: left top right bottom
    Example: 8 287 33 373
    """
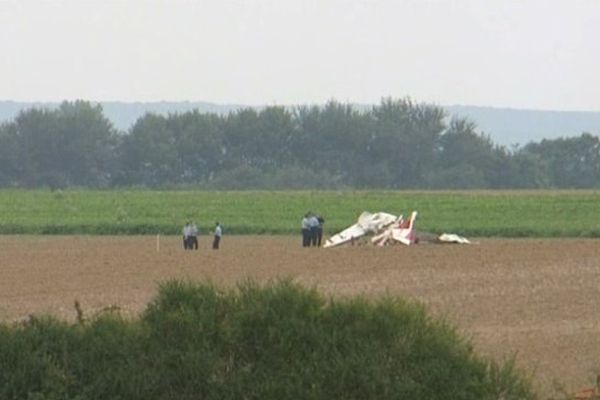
1 99 599 189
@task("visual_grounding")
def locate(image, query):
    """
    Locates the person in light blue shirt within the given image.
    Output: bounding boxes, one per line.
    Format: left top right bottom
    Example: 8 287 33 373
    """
308 213 319 247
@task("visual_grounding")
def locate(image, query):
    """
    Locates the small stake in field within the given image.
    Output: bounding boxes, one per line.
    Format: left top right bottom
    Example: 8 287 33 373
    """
156 234 160 252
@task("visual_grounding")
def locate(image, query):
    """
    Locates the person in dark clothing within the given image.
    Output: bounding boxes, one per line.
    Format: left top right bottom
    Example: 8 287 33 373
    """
308 213 319 246
316 215 325 246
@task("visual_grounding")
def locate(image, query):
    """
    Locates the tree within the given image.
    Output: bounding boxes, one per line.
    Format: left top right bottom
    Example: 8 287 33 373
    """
7 101 117 188
115 114 179 186
504 151 549 188
11 97 599 190
169 111 225 183
370 98 445 188
522 133 600 188
221 108 261 171
13 107 63 187
0 122 20 186
291 101 371 187
430 118 505 188
54 101 118 187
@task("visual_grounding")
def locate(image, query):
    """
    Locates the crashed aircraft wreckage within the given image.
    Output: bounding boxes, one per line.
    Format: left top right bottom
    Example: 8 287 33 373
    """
323 211 471 248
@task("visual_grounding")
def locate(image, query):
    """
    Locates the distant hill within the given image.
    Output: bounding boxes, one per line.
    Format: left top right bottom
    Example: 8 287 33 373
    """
446 105 600 148
1 101 599 147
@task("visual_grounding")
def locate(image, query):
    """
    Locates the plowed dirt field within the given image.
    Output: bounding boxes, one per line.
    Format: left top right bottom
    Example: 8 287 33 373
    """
1 235 600 396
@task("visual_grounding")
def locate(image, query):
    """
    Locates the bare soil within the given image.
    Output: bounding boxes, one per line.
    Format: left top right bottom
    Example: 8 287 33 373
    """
1 235 600 396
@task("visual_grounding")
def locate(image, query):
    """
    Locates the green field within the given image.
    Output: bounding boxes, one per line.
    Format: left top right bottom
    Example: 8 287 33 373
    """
1 189 600 237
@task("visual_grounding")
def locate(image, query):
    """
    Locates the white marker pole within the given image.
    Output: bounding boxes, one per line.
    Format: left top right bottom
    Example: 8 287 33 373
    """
156 234 160 252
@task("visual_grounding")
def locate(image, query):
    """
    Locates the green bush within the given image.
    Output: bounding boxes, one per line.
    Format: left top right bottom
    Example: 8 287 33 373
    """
0 280 537 400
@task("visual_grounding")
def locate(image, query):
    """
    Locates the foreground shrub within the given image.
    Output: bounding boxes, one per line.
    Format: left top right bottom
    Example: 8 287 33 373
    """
0 280 537 400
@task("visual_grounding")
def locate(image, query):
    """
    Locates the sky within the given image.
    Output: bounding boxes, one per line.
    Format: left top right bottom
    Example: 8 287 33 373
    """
0 0 598 111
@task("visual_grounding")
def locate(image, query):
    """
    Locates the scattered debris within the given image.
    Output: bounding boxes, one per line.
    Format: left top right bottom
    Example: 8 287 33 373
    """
323 211 471 248
437 233 472 244
575 376 600 400
575 387 599 400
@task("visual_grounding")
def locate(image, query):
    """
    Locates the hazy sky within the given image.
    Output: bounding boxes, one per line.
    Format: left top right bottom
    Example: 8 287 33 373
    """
1 0 598 110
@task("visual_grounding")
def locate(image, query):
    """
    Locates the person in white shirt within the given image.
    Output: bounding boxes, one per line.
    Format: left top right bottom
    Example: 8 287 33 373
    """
182 222 191 249
301 214 311 247
213 222 222 249
190 222 199 250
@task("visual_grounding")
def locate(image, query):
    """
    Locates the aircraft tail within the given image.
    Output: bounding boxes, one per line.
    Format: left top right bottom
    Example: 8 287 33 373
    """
391 211 418 245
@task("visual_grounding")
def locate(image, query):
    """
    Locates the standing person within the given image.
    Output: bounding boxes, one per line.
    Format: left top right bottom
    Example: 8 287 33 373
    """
301 213 311 247
308 213 320 247
190 222 199 250
182 221 191 250
213 222 222 250
316 215 325 246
